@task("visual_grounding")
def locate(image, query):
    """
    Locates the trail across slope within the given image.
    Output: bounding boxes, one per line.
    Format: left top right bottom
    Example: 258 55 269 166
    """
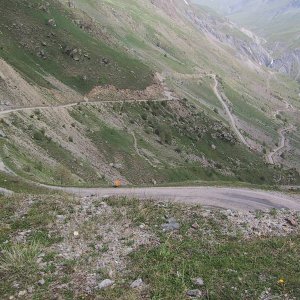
0 98 171 117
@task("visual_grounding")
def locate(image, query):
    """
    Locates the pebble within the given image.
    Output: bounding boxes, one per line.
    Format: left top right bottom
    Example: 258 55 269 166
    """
38 279 45 286
193 277 204 286
285 217 297 227
56 215 65 221
191 223 199 229
18 290 27 297
186 289 202 298
130 278 144 288
98 279 114 290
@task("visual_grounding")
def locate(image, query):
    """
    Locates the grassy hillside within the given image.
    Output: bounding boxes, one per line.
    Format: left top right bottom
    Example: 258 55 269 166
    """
0 0 153 94
1 100 299 187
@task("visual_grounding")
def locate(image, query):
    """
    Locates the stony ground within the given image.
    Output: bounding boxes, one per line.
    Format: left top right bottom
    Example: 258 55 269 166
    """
0 193 299 299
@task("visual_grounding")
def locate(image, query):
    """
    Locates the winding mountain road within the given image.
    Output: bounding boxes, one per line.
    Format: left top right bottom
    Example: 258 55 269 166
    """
212 75 251 149
267 100 297 165
267 125 294 165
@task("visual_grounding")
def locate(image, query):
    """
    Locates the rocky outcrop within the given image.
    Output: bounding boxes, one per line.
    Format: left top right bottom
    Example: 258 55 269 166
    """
270 49 300 81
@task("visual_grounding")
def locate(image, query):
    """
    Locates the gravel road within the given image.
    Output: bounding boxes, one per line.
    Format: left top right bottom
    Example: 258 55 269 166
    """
47 186 300 211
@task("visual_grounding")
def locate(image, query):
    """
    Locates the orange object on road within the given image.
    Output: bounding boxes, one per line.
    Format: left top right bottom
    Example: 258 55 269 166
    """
114 179 121 188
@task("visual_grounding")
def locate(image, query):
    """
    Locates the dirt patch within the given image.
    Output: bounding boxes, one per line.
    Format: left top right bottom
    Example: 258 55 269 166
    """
87 74 166 101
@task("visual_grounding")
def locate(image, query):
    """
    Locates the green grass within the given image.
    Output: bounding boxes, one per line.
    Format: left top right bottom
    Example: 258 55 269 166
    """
179 77 223 109
0 242 41 288
0 171 48 194
0 116 106 185
96 198 300 300
131 235 300 299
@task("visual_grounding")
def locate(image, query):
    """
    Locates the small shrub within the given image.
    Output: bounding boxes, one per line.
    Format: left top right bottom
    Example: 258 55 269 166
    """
260 175 266 181
36 161 43 171
215 163 223 169
33 130 44 141
23 165 31 173
27 124 33 131
175 147 182 153
56 165 72 185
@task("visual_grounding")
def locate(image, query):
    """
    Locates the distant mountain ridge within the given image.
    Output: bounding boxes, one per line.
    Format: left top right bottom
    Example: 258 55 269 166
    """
193 0 300 80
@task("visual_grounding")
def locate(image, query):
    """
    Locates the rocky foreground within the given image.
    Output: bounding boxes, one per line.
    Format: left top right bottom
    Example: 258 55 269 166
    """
0 193 299 299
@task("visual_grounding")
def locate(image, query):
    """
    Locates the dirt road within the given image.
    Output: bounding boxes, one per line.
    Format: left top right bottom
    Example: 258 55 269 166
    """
267 100 296 165
212 75 251 149
267 125 294 165
45 185 300 211
0 98 171 117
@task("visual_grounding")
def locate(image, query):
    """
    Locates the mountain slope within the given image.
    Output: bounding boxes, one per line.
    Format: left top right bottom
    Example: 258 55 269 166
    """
0 0 154 96
193 0 300 45
193 0 300 79
0 0 300 187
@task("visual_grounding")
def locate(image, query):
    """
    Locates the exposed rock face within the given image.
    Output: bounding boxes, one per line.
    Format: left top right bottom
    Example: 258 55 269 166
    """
151 0 272 67
184 10 272 67
270 49 300 81
193 0 300 80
